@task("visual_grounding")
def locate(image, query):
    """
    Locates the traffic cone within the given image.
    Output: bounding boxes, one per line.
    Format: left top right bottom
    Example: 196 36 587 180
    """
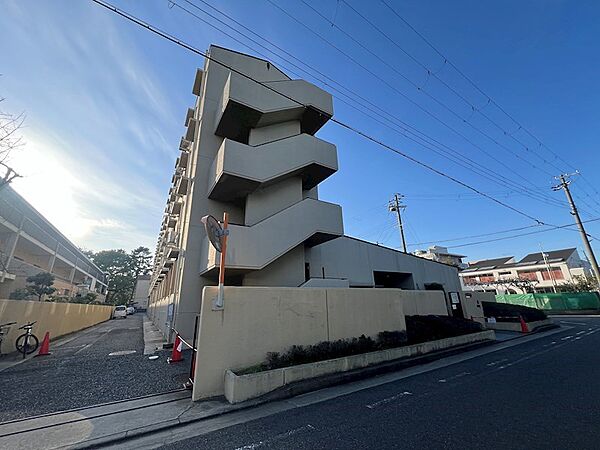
168 334 184 364
519 315 530 333
37 332 51 356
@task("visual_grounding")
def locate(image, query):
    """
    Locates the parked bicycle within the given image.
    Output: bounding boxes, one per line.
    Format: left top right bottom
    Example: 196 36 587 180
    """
0 321 17 357
15 321 39 358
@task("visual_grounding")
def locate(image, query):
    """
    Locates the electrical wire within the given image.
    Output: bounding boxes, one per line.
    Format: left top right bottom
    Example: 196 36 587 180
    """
379 0 600 211
90 0 565 227
175 0 571 211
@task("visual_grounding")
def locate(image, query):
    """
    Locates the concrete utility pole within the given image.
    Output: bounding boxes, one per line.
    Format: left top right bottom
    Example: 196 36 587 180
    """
389 193 407 253
553 173 600 289
539 243 558 293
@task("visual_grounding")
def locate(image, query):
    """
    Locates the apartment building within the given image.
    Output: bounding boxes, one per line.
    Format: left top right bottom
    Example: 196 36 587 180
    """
0 186 107 300
460 248 591 294
148 46 464 342
413 245 467 268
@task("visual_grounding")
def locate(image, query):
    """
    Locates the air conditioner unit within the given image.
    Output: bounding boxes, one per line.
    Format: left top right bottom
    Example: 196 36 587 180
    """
180 138 192 152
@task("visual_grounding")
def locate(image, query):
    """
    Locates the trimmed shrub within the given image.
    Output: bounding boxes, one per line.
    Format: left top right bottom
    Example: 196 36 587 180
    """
406 315 483 344
482 301 547 322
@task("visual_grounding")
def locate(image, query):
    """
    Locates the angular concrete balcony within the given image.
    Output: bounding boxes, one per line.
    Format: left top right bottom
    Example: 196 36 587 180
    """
215 73 333 143
199 198 343 277
207 134 337 202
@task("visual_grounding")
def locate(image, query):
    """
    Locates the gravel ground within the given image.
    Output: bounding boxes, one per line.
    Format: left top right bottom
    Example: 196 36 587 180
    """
0 314 189 422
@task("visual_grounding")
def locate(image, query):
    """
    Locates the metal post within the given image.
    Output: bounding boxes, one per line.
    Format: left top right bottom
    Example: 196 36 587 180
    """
553 173 600 289
215 212 229 309
389 193 407 253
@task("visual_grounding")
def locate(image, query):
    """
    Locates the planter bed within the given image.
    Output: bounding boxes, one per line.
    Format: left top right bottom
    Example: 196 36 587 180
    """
224 330 495 404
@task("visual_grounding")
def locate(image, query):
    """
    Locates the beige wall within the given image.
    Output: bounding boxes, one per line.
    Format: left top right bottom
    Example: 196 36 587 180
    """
192 286 447 400
0 299 113 350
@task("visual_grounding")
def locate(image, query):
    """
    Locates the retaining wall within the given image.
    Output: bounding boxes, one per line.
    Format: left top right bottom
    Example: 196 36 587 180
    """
0 299 113 351
191 286 447 400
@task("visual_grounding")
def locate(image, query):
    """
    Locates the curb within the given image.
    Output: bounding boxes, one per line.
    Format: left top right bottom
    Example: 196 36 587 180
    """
81 338 498 448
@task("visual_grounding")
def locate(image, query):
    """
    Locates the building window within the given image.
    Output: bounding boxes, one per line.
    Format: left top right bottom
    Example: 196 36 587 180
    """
462 276 477 285
541 268 564 280
517 270 538 281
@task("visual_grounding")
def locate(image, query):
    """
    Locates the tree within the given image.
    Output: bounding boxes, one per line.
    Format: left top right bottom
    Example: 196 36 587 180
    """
9 288 31 300
130 246 152 278
87 249 134 305
0 92 24 189
25 272 56 301
557 275 598 293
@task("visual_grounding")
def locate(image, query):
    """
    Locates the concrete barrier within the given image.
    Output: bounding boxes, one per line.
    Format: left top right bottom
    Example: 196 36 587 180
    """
485 318 554 332
224 330 496 403
0 299 113 351
192 287 448 400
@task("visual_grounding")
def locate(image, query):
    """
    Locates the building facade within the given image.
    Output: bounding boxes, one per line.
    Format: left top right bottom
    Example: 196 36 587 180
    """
460 248 591 294
0 186 107 301
413 245 466 268
148 46 465 342
132 274 150 311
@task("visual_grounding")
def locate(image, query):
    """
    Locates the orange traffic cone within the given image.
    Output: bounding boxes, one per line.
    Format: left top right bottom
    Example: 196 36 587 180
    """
37 332 51 356
168 334 184 364
519 315 530 333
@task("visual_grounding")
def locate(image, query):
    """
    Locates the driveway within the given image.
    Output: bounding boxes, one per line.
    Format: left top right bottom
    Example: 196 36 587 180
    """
0 314 189 422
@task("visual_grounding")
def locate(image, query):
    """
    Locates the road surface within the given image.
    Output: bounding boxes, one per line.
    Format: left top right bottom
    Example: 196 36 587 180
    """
0 314 187 422
161 317 600 450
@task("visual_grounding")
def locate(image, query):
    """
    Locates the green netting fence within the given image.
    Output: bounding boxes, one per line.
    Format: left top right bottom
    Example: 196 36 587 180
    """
495 292 600 311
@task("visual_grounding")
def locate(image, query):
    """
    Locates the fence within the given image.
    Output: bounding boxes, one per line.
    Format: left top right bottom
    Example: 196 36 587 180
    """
495 292 600 312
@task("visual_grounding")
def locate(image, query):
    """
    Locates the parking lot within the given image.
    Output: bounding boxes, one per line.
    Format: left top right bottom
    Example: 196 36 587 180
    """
0 314 189 422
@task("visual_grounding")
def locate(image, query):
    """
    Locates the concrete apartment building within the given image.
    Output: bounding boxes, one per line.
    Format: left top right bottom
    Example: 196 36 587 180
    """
460 248 591 294
413 245 467 268
132 274 150 311
148 46 464 342
0 186 107 301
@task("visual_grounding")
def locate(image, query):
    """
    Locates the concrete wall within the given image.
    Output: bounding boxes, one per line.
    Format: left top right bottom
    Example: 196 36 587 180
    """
306 236 463 293
192 286 447 400
0 299 113 351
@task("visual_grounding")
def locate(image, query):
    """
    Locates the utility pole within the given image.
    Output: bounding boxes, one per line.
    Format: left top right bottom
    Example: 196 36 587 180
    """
553 173 600 289
389 193 407 253
539 243 557 293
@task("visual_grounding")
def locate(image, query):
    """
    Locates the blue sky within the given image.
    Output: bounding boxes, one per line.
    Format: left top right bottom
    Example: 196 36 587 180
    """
1 0 599 263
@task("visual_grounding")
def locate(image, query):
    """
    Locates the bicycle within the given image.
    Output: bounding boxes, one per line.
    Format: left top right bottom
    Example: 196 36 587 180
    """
15 321 39 358
0 321 17 358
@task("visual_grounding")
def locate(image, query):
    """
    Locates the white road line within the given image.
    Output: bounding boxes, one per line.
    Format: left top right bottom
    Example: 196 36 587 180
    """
576 331 586 335
366 391 413 409
486 358 509 367
560 336 574 341
437 371 471 384
234 424 316 449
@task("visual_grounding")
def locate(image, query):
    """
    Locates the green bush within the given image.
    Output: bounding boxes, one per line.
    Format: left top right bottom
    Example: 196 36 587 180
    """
482 301 547 322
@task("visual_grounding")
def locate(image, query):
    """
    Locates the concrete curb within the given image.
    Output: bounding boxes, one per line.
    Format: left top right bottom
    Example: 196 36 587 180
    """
225 331 495 403
2 326 563 449
79 336 500 449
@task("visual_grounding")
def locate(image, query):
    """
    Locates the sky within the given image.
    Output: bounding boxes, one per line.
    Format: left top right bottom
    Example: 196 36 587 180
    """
1 0 599 263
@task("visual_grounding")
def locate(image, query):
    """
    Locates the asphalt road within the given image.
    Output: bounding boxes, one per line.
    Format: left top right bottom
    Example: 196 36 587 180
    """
0 314 187 422
165 317 600 450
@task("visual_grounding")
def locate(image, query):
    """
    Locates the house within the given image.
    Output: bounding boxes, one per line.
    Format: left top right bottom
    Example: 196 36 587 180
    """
460 248 592 294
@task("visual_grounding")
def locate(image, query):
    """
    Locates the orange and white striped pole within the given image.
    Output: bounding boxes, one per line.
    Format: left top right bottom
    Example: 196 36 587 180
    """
215 212 229 309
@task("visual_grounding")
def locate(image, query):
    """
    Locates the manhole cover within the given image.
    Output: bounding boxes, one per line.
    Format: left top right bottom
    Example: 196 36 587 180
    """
108 350 137 356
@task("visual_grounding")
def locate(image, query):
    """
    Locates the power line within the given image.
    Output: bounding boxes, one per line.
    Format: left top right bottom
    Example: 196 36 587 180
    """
378 0 600 211
266 0 579 212
444 217 600 249
90 0 552 226
175 0 570 211
327 0 559 180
